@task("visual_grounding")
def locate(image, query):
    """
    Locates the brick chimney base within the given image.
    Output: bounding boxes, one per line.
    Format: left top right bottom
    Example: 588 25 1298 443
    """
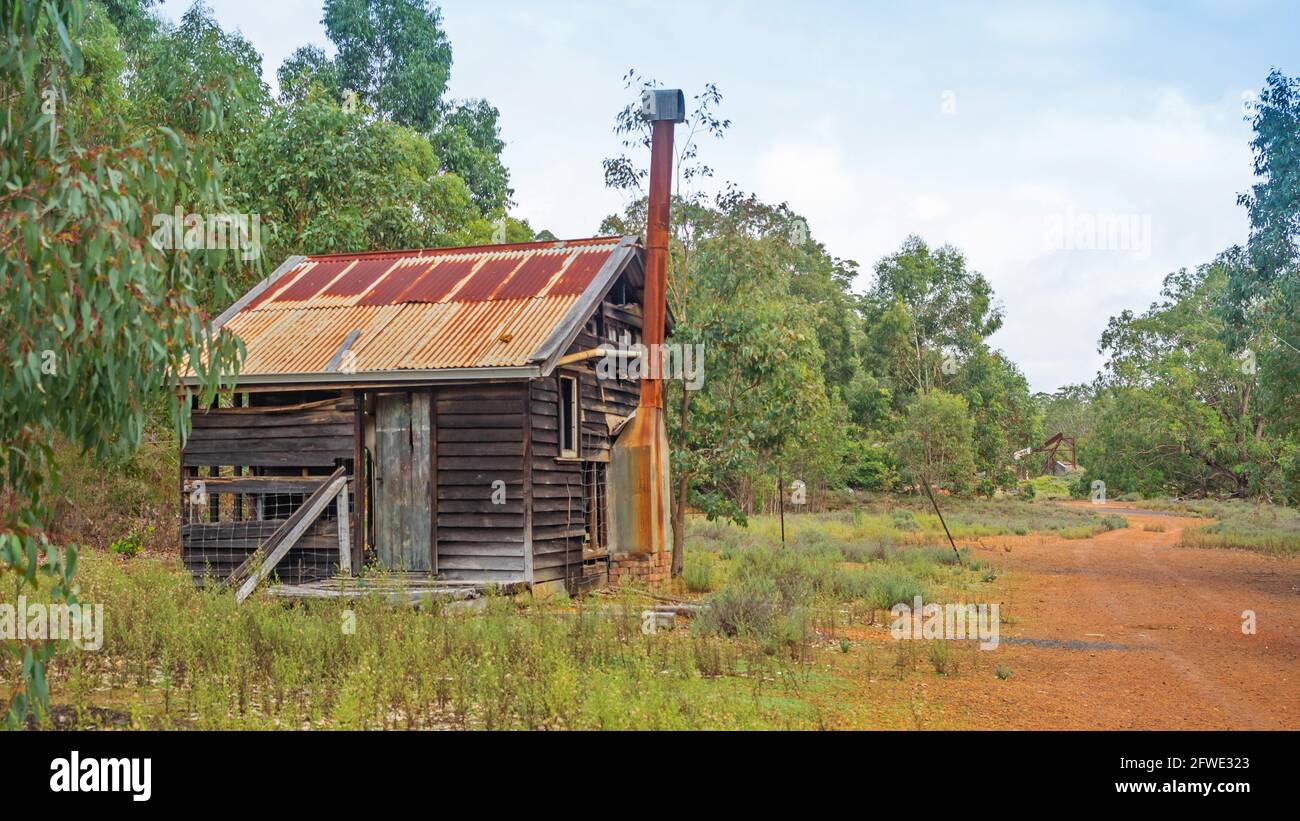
607 550 672 590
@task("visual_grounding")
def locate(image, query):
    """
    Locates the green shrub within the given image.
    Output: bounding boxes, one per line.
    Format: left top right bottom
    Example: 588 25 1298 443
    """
109 526 152 558
890 509 920 531
696 576 782 637
929 640 951 675
1100 514 1128 531
682 551 718 593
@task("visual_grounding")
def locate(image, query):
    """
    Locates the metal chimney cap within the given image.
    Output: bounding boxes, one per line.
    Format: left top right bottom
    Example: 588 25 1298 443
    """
640 88 686 123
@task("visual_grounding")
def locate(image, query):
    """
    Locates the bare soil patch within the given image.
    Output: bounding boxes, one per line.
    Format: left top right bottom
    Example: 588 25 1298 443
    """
923 503 1300 728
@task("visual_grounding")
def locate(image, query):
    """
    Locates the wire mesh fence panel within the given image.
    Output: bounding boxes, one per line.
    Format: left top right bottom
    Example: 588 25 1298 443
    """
181 471 346 585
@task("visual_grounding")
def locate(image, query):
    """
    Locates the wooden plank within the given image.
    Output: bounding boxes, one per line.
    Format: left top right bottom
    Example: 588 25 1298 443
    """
437 555 525 571
235 467 347 603
429 388 438 576
437 513 525 528
439 499 523 514
191 409 352 430
437 456 523 471
411 389 432 573
435 399 523 415
183 476 327 494
193 396 351 417
188 423 354 439
523 380 534 584
437 542 526 557
337 482 351 576
437 427 520 443
184 437 354 454
436 441 525 456
352 391 365 572
438 470 524 485
183 451 348 468
436 384 527 400
436 528 524 543
437 483 521 500
374 394 408 571
437 414 524 429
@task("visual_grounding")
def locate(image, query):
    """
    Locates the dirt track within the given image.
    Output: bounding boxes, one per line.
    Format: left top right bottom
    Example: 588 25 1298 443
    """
936 503 1300 729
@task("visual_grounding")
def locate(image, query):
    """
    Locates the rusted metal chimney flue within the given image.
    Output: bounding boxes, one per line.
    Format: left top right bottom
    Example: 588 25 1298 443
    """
639 88 684 408
608 88 685 558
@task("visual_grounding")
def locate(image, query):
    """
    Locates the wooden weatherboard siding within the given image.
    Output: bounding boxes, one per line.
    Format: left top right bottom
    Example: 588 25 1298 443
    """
524 282 644 588
435 383 528 583
184 400 354 469
528 377 585 585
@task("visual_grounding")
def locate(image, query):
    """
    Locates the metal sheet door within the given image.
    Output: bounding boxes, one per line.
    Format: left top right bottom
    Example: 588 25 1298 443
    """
374 392 432 571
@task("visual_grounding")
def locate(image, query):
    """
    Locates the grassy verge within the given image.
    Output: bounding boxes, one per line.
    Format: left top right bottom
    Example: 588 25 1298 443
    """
15 554 831 729
702 497 1126 548
11 469 1125 729
1133 499 1300 556
13 506 1010 730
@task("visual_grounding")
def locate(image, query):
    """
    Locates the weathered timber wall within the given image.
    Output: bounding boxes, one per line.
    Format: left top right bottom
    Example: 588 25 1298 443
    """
526 295 644 588
434 383 528 583
181 394 355 584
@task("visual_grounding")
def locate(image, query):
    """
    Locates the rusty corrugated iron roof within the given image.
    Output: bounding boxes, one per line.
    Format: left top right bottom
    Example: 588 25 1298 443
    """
207 236 639 383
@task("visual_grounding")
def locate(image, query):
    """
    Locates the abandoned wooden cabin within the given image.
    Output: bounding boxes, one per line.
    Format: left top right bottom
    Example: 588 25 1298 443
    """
179 235 672 596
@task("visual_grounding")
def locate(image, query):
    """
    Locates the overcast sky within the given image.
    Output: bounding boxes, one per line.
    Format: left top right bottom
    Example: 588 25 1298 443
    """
158 0 1292 392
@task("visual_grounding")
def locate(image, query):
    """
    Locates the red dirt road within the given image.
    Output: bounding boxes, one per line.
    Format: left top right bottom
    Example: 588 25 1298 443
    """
935 504 1300 728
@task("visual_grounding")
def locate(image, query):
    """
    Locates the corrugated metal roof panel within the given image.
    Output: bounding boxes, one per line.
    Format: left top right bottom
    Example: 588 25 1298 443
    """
395 257 477 304
211 236 634 379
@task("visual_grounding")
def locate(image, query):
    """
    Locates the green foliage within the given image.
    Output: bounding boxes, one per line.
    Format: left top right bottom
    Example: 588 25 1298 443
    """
681 550 718 592
109 526 151 557
891 391 977 494
1099 515 1128 531
0 0 240 726
843 439 899 491
277 0 512 213
324 0 452 132
1068 472 1092 499
428 98 512 211
1088 256 1273 498
858 237 1036 490
928 640 951 675
860 235 1003 403
1079 70 1300 504
230 88 489 270
127 2 271 164
1280 435 1300 505
1025 475 1071 500
1233 71 1300 441
647 189 850 525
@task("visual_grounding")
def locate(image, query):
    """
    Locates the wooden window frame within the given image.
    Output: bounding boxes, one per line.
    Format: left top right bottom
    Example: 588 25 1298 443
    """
558 373 580 459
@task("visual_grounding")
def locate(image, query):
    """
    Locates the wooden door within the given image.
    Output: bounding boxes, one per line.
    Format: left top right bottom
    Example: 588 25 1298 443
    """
374 392 432 571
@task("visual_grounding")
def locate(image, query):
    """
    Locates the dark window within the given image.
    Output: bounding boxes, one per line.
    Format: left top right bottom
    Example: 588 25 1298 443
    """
559 375 579 457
